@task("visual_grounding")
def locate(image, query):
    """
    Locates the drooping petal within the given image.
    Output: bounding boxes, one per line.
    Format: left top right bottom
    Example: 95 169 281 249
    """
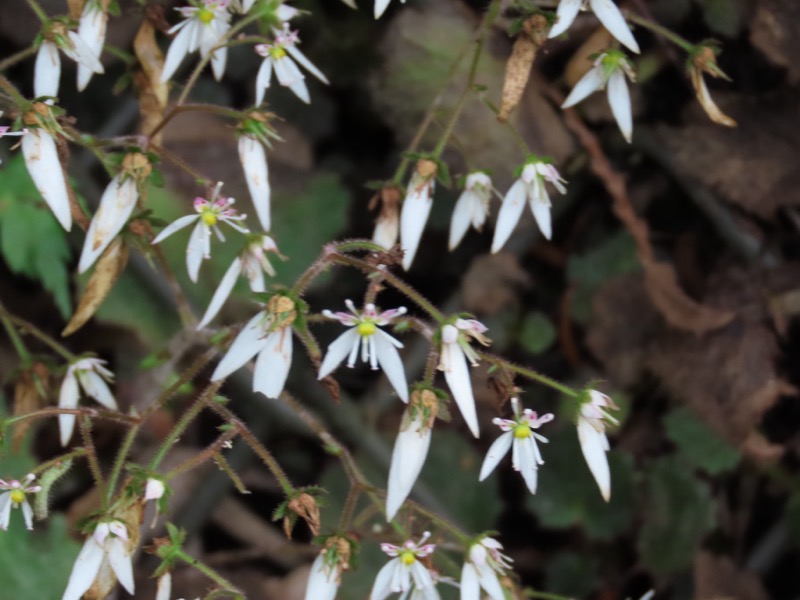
20 499 34 530
548 0 582 39
370 559 398 600
479 432 513 481
160 22 195 83
78 175 139 273
304 553 339 600
253 328 293 398
529 193 552 240
210 45 228 81
0 493 11 530
255 57 274 106
211 312 271 381
238 135 271 231
58 373 80 447
516 437 539 494
107 537 134 594
448 190 476 251
274 56 310 103
400 185 433 270
21 129 72 231
185 221 206 283
441 342 480 437
65 31 105 74
34 41 61 99
561 64 605 108
589 0 640 54
374 0 392 18
607 68 632 143
197 257 243 330
386 410 432 520
490 178 526 253
77 370 117 409
409 561 434 590
578 417 611 501
76 5 108 91
62 536 105 600
285 45 329 84
374 330 408 402
474 560 505 600
318 328 360 379
151 214 199 244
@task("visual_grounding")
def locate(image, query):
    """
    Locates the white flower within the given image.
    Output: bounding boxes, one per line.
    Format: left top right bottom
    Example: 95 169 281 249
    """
151 182 249 283
34 31 104 99
400 159 437 270
59 358 117 446
210 306 294 398
304 544 350 600
375 0 407 19
239 134 272 231
254 25 329 105
371 532 436 600
145 478 166 502
318 300 408 402
561 50 635 143
548 0 640 54
449 172 494 251
491 160 566 252
76 1 109 91
437 319 490 438
62 520 134 600
479 398 554 494
460 537 512 600
161 0 232 83
386 393 436 520
577 390 618 501
21 128 72 231
197 234 280 329
0 474 40 531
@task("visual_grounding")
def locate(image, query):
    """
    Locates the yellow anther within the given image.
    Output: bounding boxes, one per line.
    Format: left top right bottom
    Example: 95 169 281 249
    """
197 8 215 24
513 424 531 439
357 321 376 337
400 550 416 566
10 490 25 504
271 47 287 60
201 212 218 226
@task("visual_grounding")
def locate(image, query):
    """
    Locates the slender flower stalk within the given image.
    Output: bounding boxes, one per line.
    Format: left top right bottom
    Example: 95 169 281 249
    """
548 0 640 54
0 474 41 530
58 358 117 446
577 390 619 501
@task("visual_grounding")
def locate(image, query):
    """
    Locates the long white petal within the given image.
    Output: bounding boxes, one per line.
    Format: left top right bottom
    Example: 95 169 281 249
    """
151 214 198 244
21 129 72 231
448 191 475 251
160 23 194 83
78 371 117 409
238 136 271 231
479 432 513 481
548 0 582 39
255 58 273 106
400 186 433 270
210 45 228 81
253 328 293 398
197 258 242 330
561 65 605 108
107 538 134 594
34 41 61 99
275 57 310 103
58 374 80 446
374 0 392 18
529 196 552 240
475 561 505 600
590 0 640 53
578 417 611 501
186 222 206 283
460 563 481 600
318 328 360 379
65 31 104 74
517 438 539 494
78 175 138 273
285 45 329 84
211 312 271 381
21 499 34 530
374 331 408 402
370 559 398 600
76 7 108 90
442 343 479 437
61 537 104 600
304 554 339 600
386 411 432 520
490 179 526 253
607 69 632 143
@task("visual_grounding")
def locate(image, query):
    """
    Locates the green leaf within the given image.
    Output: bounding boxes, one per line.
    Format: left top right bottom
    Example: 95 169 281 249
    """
664 407 740 475
519 311 556 355
527 428 634 540
700 0 748 37
0 156 72 319
638 456 715 574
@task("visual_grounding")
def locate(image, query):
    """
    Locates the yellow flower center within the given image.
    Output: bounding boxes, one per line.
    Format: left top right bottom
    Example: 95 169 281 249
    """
10 490 25 504
357 321 376 337
197 8 215 24
271 47 287 59
513 424 531 439
201 211 218 226
400 550 416 566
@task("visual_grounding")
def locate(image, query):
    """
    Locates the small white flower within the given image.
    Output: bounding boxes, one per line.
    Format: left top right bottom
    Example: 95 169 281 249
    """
59 358 117 446
386 393 437 520
371 532 436 600
197 234 280 329
151 182 249 283
375 0 407 19
239 134 272 231
577 390 618 501
304 538 354 600
145 478 166 503
62 520 134 600
161 0 232 83
211 307 294 398
562 50 635 143
21 128 72 231
548 0 640 54
449 172 494 251
400 159 437 270
76 1 109 91
491 160 566 252
34 30 104 99
0 474 41 531
479 398 554 494
460 536 512 600
254 25 329 105
318 300 408 402
437 319 490 438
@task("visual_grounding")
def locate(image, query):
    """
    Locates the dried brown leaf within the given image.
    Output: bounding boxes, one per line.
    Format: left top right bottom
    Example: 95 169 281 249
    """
134 17 168 141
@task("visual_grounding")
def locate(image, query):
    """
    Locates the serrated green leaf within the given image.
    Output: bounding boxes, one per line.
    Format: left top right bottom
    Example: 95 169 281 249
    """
664 407 740 475
639 456 715 574
519 311 556 355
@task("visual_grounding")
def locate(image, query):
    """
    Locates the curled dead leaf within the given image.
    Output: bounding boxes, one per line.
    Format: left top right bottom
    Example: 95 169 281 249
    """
498 15 549 122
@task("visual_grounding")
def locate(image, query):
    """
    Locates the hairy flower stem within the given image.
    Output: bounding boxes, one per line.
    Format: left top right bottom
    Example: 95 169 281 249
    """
106 423 140 504
423 349 439 385
146 104 245 141
31 448 88 476
24 0 47 22
166 428 239 479
80 417 108 507
214 453 249 494
481 352 579 398
337 484 362 531
141 348 218 421
175 548 244 597
0 46 37 72
480 96 531 155
5 407 139 428
628 14 693 52
0 302 31 365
